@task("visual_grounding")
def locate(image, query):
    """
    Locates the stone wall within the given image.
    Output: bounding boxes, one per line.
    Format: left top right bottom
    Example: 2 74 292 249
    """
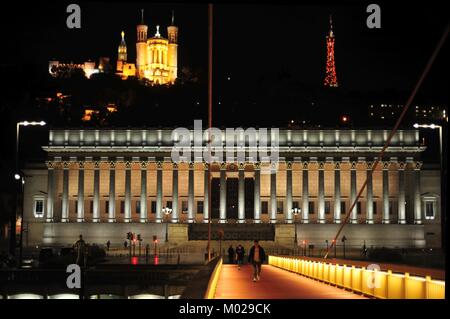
30 222 167 246
290 224 426 249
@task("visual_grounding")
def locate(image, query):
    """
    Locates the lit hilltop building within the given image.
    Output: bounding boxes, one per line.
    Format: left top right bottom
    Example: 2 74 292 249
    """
49 10 178 85
116 10 178 84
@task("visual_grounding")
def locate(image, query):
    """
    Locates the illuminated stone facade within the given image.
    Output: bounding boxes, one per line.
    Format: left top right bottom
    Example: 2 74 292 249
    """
22 129 442 248
49 60 99 78
118 10 178 83
134 10 178 84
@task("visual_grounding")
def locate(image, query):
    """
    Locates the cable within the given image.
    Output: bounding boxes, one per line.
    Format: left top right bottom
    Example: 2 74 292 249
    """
324 23 449 259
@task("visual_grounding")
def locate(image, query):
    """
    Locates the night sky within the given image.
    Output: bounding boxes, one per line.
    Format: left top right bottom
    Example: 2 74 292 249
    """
0 0 448 165
1 1 448 94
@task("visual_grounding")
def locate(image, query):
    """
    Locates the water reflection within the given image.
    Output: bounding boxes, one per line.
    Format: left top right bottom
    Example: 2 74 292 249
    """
102 253 203 265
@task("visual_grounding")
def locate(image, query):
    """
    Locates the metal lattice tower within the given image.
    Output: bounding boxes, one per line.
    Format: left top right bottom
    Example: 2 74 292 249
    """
324 15 339 87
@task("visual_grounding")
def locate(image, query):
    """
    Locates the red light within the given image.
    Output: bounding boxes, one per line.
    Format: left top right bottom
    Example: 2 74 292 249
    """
154 255 159 265
302 240 306 245
332 239 336 243
131 257 138 265
154 239 158 243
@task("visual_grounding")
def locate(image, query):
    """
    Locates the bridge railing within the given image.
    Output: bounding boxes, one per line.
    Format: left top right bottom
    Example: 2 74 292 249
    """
268 255 445 299
204 257 223 299
180 256 223 299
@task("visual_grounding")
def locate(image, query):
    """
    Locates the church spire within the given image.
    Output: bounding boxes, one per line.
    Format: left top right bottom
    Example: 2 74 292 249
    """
118 30 127 62
136 9 148 43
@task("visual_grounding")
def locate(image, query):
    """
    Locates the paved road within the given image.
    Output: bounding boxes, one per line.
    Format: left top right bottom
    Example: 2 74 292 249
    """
214 264 366 299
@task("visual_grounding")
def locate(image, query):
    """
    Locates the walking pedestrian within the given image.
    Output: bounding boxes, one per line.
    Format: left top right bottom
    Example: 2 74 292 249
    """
235 244 245 270
227 245 235 264
248 240 266 282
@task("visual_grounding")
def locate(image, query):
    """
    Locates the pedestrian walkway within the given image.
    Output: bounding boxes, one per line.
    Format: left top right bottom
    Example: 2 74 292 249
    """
214 264 366 299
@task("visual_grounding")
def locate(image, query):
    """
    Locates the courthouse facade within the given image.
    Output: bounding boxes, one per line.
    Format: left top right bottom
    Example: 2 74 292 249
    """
22 128 442 248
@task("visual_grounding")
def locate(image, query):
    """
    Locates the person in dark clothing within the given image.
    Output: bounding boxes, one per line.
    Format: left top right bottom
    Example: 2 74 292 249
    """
106 240 111 251
361 241 368 259
74 235 86 266
235 244 245 270
248 240 266 282
227 245 235 264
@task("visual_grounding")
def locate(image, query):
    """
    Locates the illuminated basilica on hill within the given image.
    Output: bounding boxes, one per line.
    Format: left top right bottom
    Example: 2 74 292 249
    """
117 10 178 84
49 9 178 85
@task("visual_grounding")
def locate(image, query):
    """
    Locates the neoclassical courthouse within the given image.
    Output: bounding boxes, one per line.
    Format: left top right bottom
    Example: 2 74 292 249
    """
22 128 442 249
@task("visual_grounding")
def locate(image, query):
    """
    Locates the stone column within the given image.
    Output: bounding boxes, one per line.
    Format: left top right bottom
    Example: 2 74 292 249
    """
285 162 293 223
188 162 195 223
334 162 341 223
77 162 85 222
156 162 163 223
254 163 261 223
318 162 325 223
45 161 55 222
302 162 309 223
61 162 69 222
270 166 277 223
140 161 148 223
93 161 100 222
414 161 422 224
203 163 210 222
108 161 116 222
172 163 179 223
366 162 374 224
219 163 227 223
350 161 357 223
382 162 390 224
238 163 245 223
124 161 132 223
398 162 406 224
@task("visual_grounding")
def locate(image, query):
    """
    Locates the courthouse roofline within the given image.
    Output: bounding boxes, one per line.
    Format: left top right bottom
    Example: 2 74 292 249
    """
43 128 424 151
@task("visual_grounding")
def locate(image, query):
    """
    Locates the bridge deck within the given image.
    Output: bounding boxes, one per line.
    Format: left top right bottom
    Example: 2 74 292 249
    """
214 264 367 299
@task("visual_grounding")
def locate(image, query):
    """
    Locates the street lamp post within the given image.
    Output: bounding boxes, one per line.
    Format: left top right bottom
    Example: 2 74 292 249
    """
414 123 446 249
162 207 172 243
218 229 224 257
137 234 142 257
291 208 301 253
342 235 347 259
14 121 46 266
153 235 158 256
332 239 337 258
17 176 25 265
